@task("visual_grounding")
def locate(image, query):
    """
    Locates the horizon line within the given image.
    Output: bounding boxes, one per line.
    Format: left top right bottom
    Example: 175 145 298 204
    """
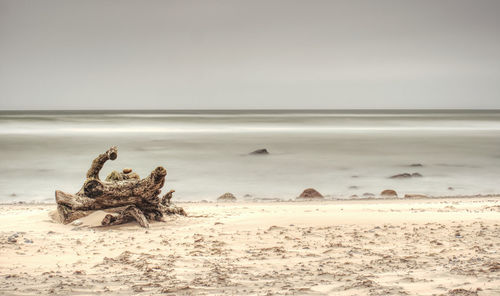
1 108 500 112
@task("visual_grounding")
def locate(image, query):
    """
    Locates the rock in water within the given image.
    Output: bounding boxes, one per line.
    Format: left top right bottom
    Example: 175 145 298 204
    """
410 163 423 167
217 192 237 201
390 173 412 179
297 188 324 199
390 172 423 179
381 189 398 197
249 148 269 155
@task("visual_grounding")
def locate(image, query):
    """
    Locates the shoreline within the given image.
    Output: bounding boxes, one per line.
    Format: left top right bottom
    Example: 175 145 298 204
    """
2 193 500 206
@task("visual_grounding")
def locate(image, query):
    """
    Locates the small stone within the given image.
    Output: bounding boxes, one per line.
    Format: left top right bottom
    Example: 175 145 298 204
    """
8 232 19 243
122 168 132 174
249 148 269 155
390 173 412 179
24 238 33 244
390 172 423 179
124 172 140 180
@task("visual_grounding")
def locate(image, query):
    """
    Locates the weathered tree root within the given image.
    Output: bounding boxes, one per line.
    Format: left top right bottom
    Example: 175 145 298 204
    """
55 146 186 228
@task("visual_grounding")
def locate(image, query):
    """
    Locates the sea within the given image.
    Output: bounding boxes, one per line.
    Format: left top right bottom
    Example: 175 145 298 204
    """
1 110 500 203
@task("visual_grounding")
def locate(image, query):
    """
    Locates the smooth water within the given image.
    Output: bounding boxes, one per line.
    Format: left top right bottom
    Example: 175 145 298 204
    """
1 110 500 202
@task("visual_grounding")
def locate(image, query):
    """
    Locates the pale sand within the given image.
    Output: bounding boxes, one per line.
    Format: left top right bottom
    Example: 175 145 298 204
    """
0 197 499 295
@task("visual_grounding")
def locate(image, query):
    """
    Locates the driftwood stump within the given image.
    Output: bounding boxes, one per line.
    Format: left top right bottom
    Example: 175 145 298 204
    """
55 146 186 228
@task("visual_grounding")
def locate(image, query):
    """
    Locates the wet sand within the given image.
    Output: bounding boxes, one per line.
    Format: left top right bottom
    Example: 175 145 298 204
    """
1 197 499 295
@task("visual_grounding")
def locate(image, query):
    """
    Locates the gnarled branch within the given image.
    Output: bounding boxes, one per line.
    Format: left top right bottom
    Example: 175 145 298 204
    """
55 146 186 227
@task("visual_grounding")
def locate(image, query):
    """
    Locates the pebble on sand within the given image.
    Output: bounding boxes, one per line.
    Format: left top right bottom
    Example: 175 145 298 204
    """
249 148 269 155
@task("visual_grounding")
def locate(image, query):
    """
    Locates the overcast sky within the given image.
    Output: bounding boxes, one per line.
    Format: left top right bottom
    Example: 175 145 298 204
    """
1 0 499 110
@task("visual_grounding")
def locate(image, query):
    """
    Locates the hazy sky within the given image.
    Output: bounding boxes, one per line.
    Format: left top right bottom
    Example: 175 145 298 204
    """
1 0 500 110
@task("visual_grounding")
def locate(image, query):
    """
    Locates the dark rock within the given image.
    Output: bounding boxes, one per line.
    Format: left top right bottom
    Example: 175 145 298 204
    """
362 192 375 197
297 188 324 199
448 187 454 191
24 238 33 244
390 173 411 179
217 192 237 201
390 172 423 179
410 163 423 167
348 186 359 189
122 168 132 174
249 148 269 155
7 232 19 243
381 189 398 197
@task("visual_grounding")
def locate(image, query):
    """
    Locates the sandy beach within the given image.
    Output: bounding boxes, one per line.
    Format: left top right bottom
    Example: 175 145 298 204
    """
0 197 499 296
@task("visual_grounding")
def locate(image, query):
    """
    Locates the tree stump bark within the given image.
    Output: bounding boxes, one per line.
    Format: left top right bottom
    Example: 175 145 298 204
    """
55 146 186 228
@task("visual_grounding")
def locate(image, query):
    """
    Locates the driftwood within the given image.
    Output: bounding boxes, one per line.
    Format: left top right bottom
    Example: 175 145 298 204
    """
55 146 186 228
